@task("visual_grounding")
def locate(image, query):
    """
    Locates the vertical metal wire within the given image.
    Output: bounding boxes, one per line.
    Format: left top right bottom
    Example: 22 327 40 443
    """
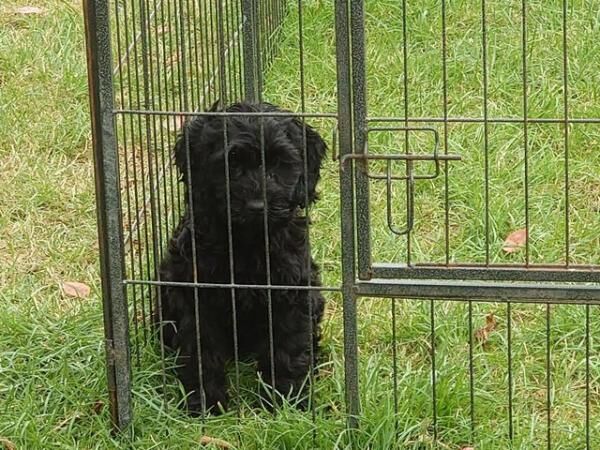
233 0 245 100
182 124 206 417
254 0 264 100
207 0 219 103
546 304 552 450
438 2 448 441
216 0 228 106
224 0 236 100
521 0 530 267
258 118 277 411
226 1 234 101
401 0 412 266
585 304 590 449
441 0 450 266
242 0 257 102
481 0 490 265
199 0 214 106
182 0 196 111
296 0 317 439
391 297 399 442
468 300 475 438
166 0 178 108
222 117 241 415
562 0 570 266
430 298 437 443
507 302 513 442
189 0 202 109
183 0 196 111
172 0 185 113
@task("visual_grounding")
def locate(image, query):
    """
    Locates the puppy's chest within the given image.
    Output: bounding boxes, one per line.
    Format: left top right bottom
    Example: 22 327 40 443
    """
234 251 307 285
197 246 308 286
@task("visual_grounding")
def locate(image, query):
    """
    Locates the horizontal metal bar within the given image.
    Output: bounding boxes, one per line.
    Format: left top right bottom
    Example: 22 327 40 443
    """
356 278 600 304
124 279 341 292
340 152 461 168
367 116 600 124
366 126 438 133
113 108 338 118
372 263 600 283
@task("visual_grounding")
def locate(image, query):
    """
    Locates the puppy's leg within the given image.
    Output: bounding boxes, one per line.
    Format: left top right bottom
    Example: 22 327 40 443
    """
257 300 317 409
175 315 230 415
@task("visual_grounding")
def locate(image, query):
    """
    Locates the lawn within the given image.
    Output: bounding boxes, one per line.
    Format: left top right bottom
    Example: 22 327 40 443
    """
1 0 600 449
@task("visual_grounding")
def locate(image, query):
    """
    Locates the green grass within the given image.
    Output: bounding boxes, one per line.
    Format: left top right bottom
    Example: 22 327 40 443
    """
2 0 600 449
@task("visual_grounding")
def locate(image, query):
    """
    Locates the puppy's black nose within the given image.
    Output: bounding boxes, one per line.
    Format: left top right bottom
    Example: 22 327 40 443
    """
246 200 265 212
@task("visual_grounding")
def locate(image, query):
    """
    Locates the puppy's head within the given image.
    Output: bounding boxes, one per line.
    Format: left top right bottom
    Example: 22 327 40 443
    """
175 102 327 226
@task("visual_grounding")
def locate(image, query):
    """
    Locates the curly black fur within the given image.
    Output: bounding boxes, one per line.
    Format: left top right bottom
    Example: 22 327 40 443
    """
156 102 327 415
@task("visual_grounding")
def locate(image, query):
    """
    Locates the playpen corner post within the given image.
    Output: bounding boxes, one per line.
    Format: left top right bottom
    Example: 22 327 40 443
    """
335 0 361 438
83 0 132 431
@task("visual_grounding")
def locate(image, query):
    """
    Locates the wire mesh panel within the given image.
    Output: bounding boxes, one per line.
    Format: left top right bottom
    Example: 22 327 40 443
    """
86 0 346 445
339 0 600 448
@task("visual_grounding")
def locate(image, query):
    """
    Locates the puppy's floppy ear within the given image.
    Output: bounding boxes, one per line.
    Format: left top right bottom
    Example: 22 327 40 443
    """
174 100 221 184
291 120 327 208
174 118 204 184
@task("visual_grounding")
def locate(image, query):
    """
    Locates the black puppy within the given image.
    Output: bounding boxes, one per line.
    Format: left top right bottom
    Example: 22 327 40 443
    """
157 102 326 415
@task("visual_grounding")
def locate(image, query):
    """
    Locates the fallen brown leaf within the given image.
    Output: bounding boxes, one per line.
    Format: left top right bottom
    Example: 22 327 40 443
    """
92 400 105 415
53 412 83 431
475 313 497 347
199 436 234 449
60 281 91 298
502 228 527 253
13 6 45 14
0 437 16 450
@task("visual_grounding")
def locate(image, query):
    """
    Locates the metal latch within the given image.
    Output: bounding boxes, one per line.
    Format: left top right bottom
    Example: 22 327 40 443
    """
340 126 461 235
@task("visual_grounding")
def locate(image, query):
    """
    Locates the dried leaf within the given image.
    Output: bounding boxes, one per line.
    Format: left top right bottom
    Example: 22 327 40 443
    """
475 313 497 346
502 228 527 253
60 281 91 298
13 6 45 14
92 400 105 415
0 437 16 450
485 313 497 332
199 436 234 449
53 412 83 431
